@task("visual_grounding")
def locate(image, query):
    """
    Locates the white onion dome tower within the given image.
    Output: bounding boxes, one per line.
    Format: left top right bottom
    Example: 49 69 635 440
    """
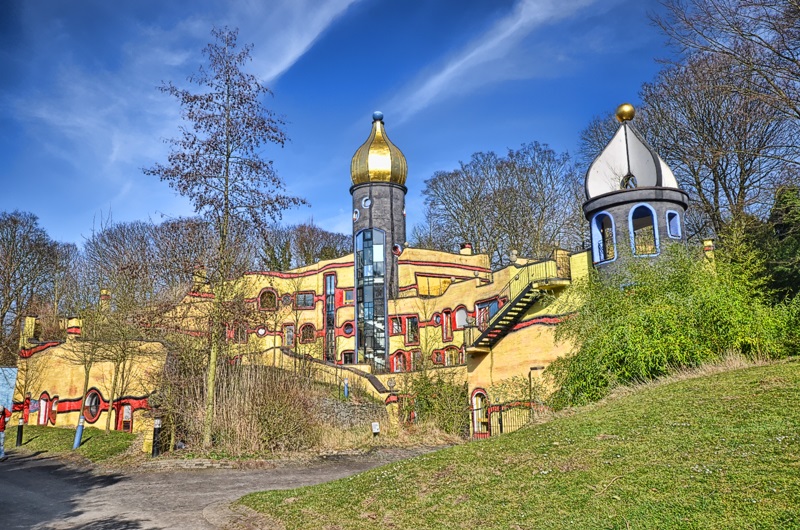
583 104 689 268
349 112 408 368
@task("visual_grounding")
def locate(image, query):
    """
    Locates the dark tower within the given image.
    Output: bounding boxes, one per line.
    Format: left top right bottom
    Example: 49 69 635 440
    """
583 104 689 271
350 111 408 368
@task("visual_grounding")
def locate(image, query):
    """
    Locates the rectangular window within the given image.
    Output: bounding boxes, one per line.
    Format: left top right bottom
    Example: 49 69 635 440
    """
406 316 419 345
390 317 402 335
284 325 295 347
442 310 453 341
295 292 315 309
344 289 354 304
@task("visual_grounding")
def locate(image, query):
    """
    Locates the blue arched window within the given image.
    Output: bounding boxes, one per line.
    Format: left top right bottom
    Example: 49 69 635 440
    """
666 210 681 239
591 212 616 263
629 204 659 256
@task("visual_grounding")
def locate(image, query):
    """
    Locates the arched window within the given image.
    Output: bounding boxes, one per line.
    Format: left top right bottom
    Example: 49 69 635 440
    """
471 390 489 435
299 323 315 343
591 212 616 263
454 308 468 330
630 204 659 256
83 388 103 424
666 210 681 239
445 346 460 366
392 352 407 373
259 289 277 311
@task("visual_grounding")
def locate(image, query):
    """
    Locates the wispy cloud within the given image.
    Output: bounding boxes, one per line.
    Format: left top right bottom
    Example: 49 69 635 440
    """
388 0 597 122
7 0 356 226
231 0 361 83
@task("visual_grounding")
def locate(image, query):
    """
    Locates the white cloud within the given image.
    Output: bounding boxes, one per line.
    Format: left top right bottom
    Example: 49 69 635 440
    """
388 0 597 122
230 0 361 83
7 0 357 226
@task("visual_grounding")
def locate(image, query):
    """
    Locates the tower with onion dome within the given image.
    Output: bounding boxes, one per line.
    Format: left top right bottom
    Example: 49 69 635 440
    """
583 104 689 270
350 111 407 368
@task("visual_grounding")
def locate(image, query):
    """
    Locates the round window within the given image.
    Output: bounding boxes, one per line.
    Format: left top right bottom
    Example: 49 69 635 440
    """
434 314 442 325
281 293 292 306
343 323 354 335
83 389 102 423
353 209 360 222
392 244 402 256
361 197 372 208
256 326 267 337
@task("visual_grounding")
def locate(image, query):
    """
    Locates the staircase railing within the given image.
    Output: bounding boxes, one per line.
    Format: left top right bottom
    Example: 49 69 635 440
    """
465 259 559 348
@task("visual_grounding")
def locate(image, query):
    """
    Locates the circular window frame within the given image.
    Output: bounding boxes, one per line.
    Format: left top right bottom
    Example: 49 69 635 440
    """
343 323 354 335
83 389 103 424
361 197 372 209
353 209 360 222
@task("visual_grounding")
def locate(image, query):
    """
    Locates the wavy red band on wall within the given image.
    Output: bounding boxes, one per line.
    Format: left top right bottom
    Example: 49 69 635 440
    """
19 341 62 358
510 314 571 331
244 261 354 278
397 260 491 274
53 394 150 415
66 327 81 335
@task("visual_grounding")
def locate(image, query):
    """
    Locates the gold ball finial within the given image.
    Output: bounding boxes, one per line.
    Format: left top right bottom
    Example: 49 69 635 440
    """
616 103 635 123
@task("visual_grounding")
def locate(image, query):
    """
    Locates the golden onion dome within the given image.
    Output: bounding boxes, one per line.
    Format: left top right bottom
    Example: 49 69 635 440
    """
351 111 408 186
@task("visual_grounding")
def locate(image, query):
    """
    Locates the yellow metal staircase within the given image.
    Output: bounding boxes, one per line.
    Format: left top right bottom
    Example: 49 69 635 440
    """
466 257 568 354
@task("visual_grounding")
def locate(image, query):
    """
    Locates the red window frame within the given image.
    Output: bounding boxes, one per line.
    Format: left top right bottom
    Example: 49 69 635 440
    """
299 323 315 343
258 288 278 311
295 291 315 310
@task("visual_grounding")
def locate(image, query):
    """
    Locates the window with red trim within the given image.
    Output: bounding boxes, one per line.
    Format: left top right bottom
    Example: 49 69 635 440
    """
83 389 102 423
390 317 402 335
295 292 315 309
284 324 295 347
442 310 453 341
432 350 444 365
259 289 277 311
299 323 315 343
406 316 419 345
454 308 468 330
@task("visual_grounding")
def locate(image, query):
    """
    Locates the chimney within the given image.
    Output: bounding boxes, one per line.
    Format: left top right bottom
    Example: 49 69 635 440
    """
459 242 473 256
99 288 111 313
66 316 82 342
192 263 208 292
19 316 38 349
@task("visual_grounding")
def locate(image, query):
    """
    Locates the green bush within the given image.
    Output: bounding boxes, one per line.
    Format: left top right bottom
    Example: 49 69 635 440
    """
549 243 791 408
401 368 469 435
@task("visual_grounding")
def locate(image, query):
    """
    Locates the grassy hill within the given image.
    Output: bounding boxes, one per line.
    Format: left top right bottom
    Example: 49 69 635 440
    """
240 360 800 529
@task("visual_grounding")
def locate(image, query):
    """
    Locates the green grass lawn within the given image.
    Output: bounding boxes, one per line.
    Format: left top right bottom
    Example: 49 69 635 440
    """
7 424 137 463
240 361 800 529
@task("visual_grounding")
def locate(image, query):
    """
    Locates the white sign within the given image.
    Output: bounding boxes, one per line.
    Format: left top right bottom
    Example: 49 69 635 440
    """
371 422 380 434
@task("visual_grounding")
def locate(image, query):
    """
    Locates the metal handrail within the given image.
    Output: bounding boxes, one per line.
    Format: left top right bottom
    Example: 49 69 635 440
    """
465 259 558 347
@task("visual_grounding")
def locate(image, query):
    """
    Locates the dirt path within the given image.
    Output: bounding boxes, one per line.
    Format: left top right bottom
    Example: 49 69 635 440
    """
0 448 439 530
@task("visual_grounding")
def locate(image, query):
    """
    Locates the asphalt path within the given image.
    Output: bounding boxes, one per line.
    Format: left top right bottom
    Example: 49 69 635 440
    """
0 448 434 530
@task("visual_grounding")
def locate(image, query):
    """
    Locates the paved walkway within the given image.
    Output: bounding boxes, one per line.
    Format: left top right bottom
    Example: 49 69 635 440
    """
0 448 437 530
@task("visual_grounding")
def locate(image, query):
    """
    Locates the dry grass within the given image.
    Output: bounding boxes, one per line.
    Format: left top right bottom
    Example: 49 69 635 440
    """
315 420 464 454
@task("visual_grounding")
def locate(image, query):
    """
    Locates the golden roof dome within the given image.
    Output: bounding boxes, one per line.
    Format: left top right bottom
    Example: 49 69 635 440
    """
351 111 407 186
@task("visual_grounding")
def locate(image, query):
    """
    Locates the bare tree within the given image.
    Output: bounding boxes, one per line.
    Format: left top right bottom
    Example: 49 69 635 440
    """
642 52 795 236
655 0 800 127
0 211 56 365
144 27 306 447
413 143 584 268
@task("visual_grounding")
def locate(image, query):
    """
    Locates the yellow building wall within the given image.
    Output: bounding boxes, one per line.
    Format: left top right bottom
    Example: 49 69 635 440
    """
15 334 165 452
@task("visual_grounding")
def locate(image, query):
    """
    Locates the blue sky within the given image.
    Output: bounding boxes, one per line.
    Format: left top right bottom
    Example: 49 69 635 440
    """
0 0 674 245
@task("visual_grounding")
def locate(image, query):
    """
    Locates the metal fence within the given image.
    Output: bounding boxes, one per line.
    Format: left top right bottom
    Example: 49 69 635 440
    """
469 401 549 439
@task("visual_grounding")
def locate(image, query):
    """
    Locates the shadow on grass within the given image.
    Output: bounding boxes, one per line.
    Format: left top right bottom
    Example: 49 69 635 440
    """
0 452 151 530
21 435 39 445
81 435 93 446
